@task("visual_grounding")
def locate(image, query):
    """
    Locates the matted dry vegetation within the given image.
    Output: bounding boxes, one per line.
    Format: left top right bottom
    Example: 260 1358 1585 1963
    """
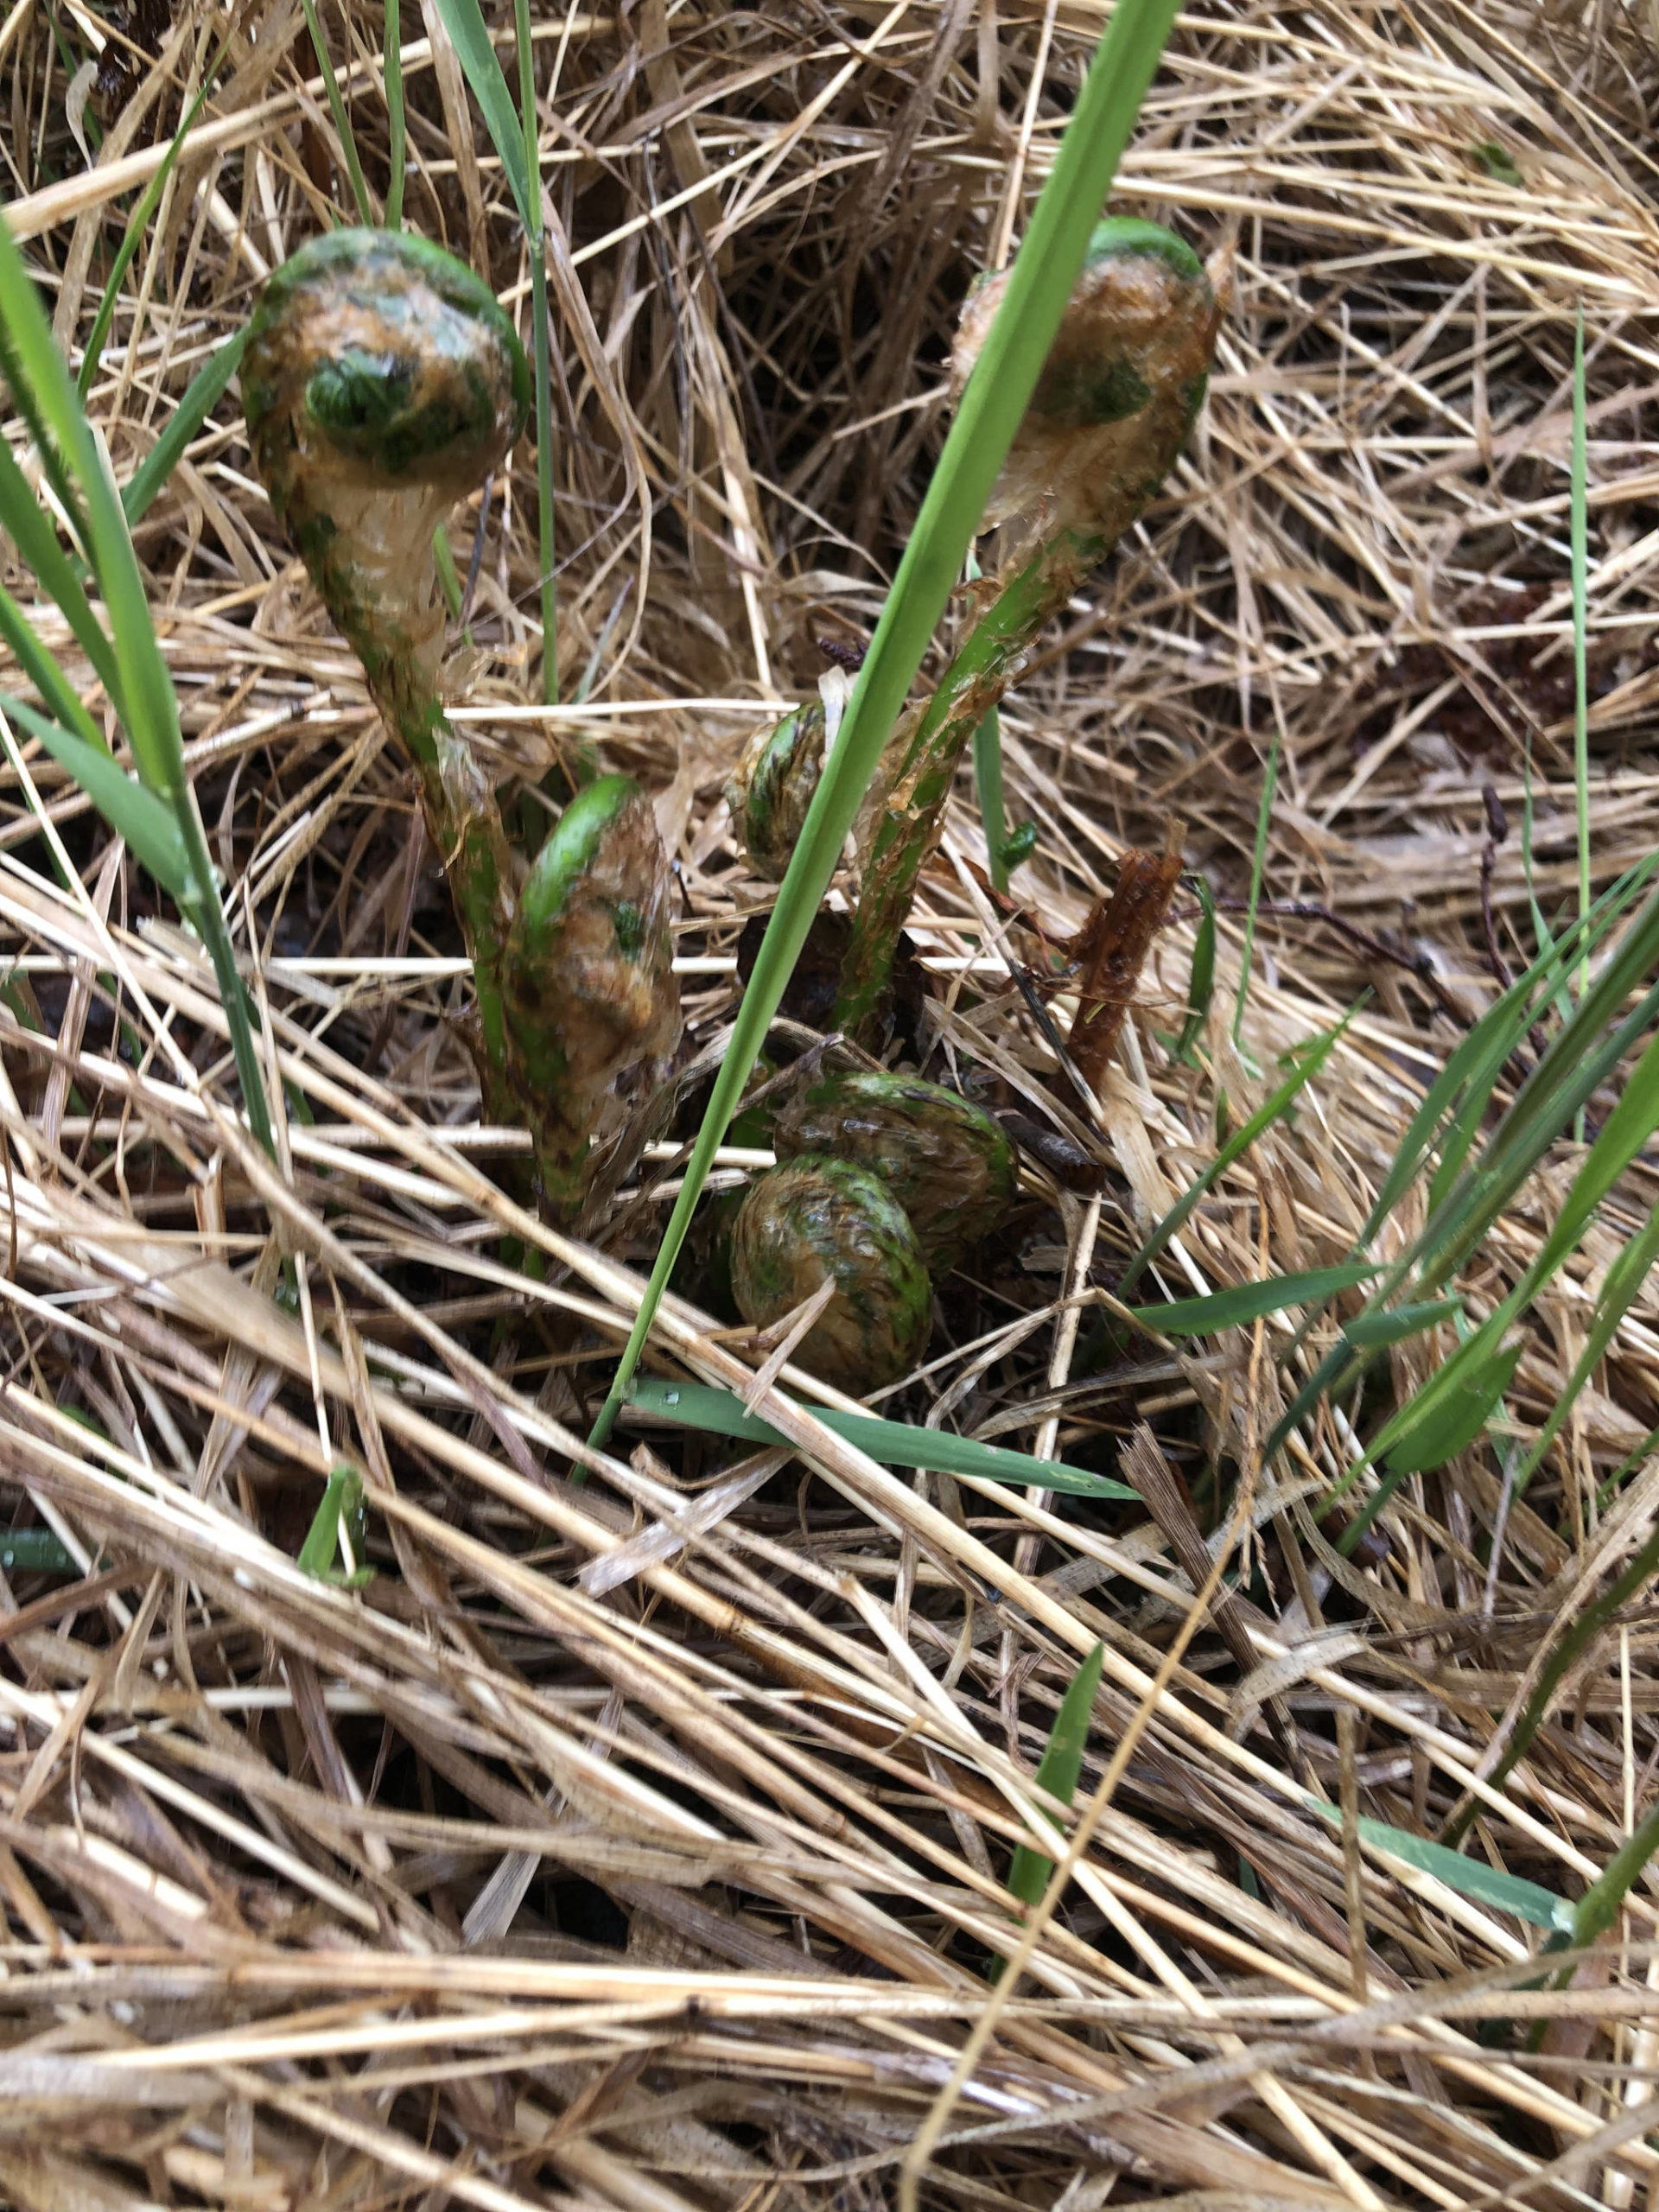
3 0 1659 2205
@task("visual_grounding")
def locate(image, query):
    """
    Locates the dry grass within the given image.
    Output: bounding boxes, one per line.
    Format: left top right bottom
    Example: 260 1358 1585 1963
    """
3 0 1659 2204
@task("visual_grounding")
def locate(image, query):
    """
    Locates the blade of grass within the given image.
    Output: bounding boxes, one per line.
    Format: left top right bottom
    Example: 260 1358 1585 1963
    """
1117 1008 1357 1304
1380 876 1659 1306
1261 1300 1466 1474
0 430 123 707
1307 1802 1571 1934
1128 1261 1376 1337
0 587 112 753
1338 1002 1659 1518
999 1640 1105 1962
1507 1210 1659 1503
1 696 193 899
0 313 92 563
426 0 531 224
625 1379 1137 1497
0 1527 80 1573
1445 1518 1659 1847
78 73 219 399
1272 874 1659 1494
590 0 1190 1445
512 0 556 706
0 213 270 1153
1569 1795 1659 1949
300 0 374 225
384 0 405 231
1379 1335 1524 1481
121 328 246 529
974 707 1007 893
421 0 553 692
1231 725 1278 1047
1571 305 1590 1013
1171 874 1215 1065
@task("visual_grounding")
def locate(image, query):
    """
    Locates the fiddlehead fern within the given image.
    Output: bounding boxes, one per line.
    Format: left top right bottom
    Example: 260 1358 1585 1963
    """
773 1071 1015 1268
730 1156 931 1393
245 229 681 1223
832 219 1221 1039
501 774 680 1217
726 701 826 883
244 228 528 1075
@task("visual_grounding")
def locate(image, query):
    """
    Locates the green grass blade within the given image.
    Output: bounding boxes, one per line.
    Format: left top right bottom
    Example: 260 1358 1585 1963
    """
1261 1299 1465 1472
1447 1519 1659 1847
0 210 181 806
527 249 556 702
514 0 555 701
0 1526 80 1574
590 0 1186 1446
1574 1796 1659 1948
1379 1335 1523 1479
1408 886 1659 1292
624 1380 1137 1497
296 1465 374 1586
1353 1008 1659 1500
3 695 194 900
1130 1262 1376 1337
121 330 247 530
0 303 92 561
1508 1209 1659 1503
0 586 112 753
1571 306 1590 1007
0 435 123 706
78 75 219 400
1232 726 1278 1046
1367 865 1652 1247
1344 1298 1464 1351
1308 1802 1570 1933
385 0 406 230
1172 874 1215 1065
0 213 270 1153
974 708 1007 893
301 0 374 225
1006 1641 1105 1910
1262 1338 1360 1473
1118 1009 1357 1303
426 0 532 226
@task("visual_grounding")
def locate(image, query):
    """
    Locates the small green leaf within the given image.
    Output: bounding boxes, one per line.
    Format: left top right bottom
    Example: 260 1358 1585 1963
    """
1471 142 1523 187
1131 1261 1376 1337
1001 820 1038 874
1007 1641 1105 1908
297 1465 375 1586
624 1380 1137 1498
